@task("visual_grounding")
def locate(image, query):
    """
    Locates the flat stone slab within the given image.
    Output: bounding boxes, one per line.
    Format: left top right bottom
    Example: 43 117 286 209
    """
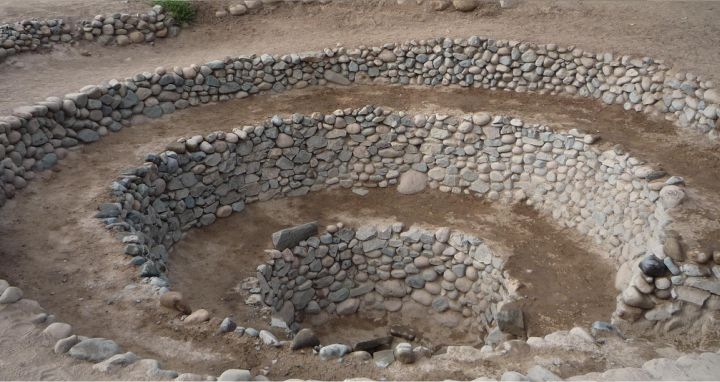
271 222 318 250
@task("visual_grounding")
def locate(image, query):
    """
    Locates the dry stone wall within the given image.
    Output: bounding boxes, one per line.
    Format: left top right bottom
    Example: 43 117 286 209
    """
0 5 178 61
258 222 509 334
0 35 716 333
1 36 719 211
99 104 713 334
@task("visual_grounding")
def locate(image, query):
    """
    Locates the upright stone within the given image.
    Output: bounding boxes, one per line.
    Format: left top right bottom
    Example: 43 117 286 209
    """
272 222 318 250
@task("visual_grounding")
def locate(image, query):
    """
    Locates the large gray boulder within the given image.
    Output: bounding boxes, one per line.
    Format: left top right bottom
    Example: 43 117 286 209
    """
271 222 318 250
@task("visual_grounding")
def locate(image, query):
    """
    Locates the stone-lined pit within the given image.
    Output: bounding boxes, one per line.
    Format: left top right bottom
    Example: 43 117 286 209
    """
0 29 719 379
100 105 702 361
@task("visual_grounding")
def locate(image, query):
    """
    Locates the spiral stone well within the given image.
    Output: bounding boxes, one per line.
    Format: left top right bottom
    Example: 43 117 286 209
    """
1 28 719 380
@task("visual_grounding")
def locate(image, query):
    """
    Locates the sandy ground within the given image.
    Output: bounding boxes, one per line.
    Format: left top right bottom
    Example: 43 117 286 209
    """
0 0 720 380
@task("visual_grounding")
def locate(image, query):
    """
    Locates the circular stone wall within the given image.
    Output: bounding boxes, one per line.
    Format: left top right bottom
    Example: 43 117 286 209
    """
101 105 705 340
0 31 718 379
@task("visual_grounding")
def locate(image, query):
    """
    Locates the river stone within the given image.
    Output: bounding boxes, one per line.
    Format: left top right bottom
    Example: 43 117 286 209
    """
54 335 80 354
69 338 121 362
92 352 138 373
397 170 427 195
394 342 416 364
659 185 685 209
0 279 8 295
276 133 293 148
622 286 655 309
218 369 251 381
0 286 23 303
453 0 478 11
336 298 360 315
259 330 279 345
272 222 318 250
410 289 433 306
639 255 668 277
43 322 73 339
323 70 351 85
389 325 417 341
219 317 237 333
291 328 319 350
347 351 372 361
373 349 395 368
375 279 406 297
184 309 210 324
159 291 192 314
496 303 525 337
319 344 351 360
77 129 100 143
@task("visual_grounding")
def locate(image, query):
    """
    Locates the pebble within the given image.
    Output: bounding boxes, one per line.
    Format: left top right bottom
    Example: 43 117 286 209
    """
394 343 416 364
373 349 395 368
68 338 122 362
184 309 210 324
42 322 73 339
245 328 259 337
219 317 237 333
218 369 251 381
291 328 319 350
259 330 279 346
54 335 80 354
92 352 139 373
0 286 23 304
319 344 351 360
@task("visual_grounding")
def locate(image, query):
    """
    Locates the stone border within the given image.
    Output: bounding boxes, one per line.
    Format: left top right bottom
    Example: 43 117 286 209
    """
212 0 516 17
1 35 719 211
0 5 179 61
101 104 717 338
258 221 511 336
0 33 718 378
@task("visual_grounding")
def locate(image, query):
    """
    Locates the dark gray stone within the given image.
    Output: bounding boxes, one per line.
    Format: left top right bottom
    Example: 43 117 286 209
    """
291 328 319 350
639 254 669 277
353 336 392 353
272 222 318 250
77 129 99 143
496 303 525 337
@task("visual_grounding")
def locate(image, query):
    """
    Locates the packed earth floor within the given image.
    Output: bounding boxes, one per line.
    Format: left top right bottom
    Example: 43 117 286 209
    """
1 1 720 381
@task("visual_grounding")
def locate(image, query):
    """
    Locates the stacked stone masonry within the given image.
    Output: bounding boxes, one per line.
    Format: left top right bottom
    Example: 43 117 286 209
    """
0 36 715 331
0 5 178 60
100 103 715 333
258 222 509 334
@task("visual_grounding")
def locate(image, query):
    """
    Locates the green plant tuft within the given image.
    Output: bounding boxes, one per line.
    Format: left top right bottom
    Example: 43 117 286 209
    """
154 0 196 25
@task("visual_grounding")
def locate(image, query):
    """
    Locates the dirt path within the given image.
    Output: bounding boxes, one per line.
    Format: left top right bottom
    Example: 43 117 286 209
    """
1 1 719 114
0 84 718 378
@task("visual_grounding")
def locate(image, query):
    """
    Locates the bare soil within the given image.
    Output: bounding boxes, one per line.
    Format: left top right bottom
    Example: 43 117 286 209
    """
0 0 719 380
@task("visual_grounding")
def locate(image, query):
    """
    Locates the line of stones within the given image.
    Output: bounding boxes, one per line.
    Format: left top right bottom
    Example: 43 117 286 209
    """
1 35 719 210
0 278 240 380
0 5 179 61
99 105 705 337
259 221 511 338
